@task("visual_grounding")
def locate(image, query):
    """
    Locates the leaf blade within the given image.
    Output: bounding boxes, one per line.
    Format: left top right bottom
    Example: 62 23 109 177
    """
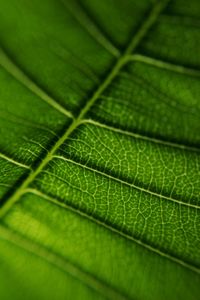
0 0 200 299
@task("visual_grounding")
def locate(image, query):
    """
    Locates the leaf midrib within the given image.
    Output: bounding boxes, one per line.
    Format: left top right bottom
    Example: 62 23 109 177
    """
0 0 170 218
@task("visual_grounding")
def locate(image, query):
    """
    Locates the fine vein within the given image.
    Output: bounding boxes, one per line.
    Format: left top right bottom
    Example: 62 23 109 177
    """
80 119 200 152
51 155 200 210
23 188 200 275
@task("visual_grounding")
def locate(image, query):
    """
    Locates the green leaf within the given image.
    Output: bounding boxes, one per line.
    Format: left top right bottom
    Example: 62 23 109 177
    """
0 0 200 299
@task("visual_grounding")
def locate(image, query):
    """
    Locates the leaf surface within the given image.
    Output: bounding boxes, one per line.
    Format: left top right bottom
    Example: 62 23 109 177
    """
0 0 200 299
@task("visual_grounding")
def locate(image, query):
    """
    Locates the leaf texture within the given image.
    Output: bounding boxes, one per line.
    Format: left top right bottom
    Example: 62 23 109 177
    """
0 0 200 299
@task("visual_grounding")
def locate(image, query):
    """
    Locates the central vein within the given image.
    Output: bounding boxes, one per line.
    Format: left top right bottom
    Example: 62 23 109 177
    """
0 0 169 218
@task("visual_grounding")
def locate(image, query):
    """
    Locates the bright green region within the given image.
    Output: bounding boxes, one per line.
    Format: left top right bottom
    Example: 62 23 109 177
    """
3 193 200 300
0 234 103 300
59 123 200 203
33 154 200 267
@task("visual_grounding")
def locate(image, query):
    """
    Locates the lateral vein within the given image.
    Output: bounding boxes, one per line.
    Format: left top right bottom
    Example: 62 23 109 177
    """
80 119 200 152
0 47 73 119
128 54 200 77
61 0 120 57
52 155 200 210
0 152 31 169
